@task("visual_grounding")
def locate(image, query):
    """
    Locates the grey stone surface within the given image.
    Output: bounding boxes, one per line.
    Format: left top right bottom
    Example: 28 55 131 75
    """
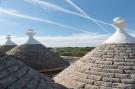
7 44 69 71
0 45 16 53
0 52 66 89
54 44 135 89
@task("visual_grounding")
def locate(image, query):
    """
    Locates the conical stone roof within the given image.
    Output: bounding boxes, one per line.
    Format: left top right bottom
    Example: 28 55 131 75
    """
54 17 135 89
0 35 16 53
7 29 69 72
0 52 66 89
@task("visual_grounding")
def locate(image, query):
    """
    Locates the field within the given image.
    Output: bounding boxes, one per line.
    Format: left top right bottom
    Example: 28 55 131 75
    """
51 47 95 57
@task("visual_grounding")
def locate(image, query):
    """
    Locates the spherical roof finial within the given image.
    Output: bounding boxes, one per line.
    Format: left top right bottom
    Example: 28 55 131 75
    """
113 17 127 29
6 35 11 40
113 17 125 23
26 29 35 37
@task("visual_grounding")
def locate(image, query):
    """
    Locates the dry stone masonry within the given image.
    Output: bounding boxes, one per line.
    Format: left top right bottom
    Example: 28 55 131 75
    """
54 17 135 89
54 44 135 89
0 52 66 89
6 29 69 77
7 44 69 70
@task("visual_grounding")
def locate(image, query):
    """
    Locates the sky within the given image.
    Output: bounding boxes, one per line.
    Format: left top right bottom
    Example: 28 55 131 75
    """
0 0 135 47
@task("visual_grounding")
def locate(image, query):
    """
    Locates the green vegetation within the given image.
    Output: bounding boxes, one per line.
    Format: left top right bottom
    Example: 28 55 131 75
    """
53 47 95 57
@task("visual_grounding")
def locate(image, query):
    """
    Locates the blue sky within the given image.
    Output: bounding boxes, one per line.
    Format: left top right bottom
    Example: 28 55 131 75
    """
0 0 135 47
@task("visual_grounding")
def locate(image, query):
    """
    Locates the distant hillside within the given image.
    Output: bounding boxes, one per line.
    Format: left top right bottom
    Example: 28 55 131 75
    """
50 47 95 57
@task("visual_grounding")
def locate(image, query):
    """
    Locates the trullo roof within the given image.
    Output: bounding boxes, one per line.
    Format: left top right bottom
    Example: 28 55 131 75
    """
54 17 135 89
7 29 69 72
0 52 66 89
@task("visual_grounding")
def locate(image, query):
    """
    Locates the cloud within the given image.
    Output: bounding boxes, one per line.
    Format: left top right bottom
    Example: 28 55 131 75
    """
0 7 66 27
25 0 85 17
26 0 112 33
0 33 110 47
65 0 111 26
1 31 135 47
0 7 88 33
65 0 111 33
25 0 101 22
25 0 135 33
65 0 135 33
65 0 87 16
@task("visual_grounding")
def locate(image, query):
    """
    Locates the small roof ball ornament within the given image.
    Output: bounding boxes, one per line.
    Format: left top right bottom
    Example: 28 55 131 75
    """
26 29 35 37
113 17 127 29
6 35 11 40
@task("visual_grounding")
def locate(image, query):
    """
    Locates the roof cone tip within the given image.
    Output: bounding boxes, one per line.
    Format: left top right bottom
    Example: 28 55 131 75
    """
25 29 40 44
4 35 16 45
103 17 135 44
